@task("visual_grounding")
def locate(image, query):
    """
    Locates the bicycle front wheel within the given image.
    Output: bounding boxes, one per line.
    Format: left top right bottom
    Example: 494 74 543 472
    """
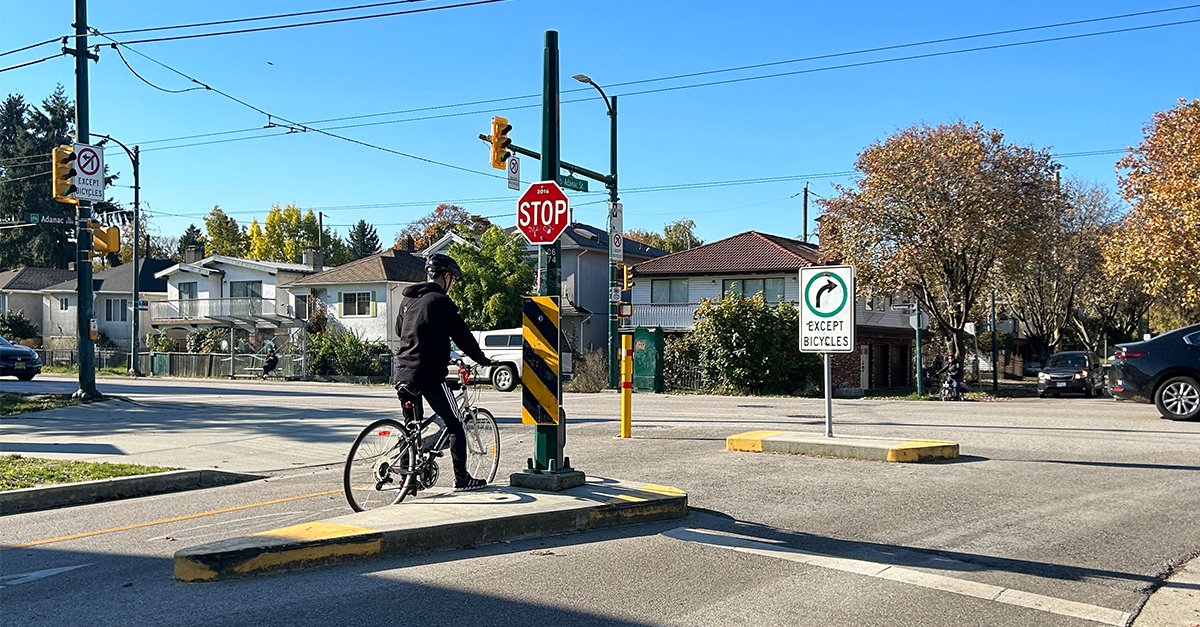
345 419 415 512
463 408 500 483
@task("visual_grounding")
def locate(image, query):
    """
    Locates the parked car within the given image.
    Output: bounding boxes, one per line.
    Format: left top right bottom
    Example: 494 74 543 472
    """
1037 351 1105 398
1109 324 1200 420
0 335 42 381
450 328 574 393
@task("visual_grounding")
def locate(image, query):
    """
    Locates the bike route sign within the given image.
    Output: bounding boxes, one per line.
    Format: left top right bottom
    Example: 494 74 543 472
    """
799 265 856 354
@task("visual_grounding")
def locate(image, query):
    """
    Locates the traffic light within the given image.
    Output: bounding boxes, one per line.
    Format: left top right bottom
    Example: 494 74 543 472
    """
617 303 633 318
620 263 633 291
51 145 79 204
92 225 121 256
490 116 512 169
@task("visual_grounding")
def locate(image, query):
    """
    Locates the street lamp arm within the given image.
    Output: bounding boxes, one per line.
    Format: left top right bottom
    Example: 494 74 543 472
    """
91 132 137 165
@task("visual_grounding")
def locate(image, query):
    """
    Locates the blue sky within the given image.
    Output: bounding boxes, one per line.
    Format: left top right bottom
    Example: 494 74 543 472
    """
2 0 1197 247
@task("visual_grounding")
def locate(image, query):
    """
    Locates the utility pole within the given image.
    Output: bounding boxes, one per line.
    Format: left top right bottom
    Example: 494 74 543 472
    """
71 0 100 399
95 134 142 376
318 211 324 250
537 30 565 472
802 184 809 242
991 291 998 393
607 96 619 390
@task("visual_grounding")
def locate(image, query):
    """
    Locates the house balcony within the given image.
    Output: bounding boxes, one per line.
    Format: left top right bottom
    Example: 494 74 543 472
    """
149 298 303 329
620 303 701 331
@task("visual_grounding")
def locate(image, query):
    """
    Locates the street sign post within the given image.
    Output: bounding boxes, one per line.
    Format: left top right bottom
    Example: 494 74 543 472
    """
507 155 520 191
517 180 570 245
799 265 857 438
72 143 104 203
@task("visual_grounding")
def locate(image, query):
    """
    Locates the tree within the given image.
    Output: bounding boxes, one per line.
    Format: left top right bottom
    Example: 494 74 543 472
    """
247 218 268 260
0 310 39 340
0 87 76 270
448 226 535 330
257 203 319 263
818 120 1060 359
1106 98 1200 310
203 206 247 257
396 204 492 250
625 219 703 253
347 220 381 260
177 223 205 258
1001 178 1121 360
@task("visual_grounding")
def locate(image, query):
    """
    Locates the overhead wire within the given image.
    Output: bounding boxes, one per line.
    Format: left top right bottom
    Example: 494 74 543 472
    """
0 52 67 74
101 0 439 36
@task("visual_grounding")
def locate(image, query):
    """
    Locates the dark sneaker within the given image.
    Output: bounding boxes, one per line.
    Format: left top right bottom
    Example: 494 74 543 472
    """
453 476 487 492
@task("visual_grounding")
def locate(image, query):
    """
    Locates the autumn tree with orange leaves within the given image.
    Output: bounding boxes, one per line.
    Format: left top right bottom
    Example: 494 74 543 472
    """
395 204 493 250
1106 99 1200 316
819 121 1061 359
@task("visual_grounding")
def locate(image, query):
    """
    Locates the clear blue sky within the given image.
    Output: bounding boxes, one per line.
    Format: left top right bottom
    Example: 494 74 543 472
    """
2 0 1197 248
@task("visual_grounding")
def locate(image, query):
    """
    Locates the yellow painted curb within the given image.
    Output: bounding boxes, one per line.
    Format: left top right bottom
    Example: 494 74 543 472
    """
174 522 381 582
727 430 787 452
886 440 960 463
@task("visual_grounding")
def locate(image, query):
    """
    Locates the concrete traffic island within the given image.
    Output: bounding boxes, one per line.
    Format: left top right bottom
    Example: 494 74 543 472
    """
173 477 687 582
727 430 959 462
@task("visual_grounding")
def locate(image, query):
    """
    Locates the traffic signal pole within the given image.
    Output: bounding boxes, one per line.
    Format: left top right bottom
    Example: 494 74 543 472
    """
71 0 99 400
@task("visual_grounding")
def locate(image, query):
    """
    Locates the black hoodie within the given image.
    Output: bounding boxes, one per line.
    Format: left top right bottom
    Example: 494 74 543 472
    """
393 281 489 386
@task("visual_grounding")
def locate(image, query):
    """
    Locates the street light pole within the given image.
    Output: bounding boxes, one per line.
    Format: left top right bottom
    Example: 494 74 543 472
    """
93 134 141 376
573 74 620 389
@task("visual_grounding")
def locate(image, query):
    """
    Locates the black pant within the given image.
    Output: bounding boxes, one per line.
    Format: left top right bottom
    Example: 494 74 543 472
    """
407 380 469 479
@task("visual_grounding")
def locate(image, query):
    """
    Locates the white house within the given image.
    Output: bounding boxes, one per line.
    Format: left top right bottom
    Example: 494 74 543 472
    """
40 258 174 351
0 266 75 341
286 247 428 351
629 230 916 390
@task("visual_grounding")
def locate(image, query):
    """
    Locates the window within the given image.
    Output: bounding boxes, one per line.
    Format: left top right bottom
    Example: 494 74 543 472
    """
341 292 372 317
229 281 262 298
722 277 785 301
59 297 69 311
509 334 523 347
105 298 128 322
485 335 508 347
293 295 309 319
651 279 688 303
179 281 198 300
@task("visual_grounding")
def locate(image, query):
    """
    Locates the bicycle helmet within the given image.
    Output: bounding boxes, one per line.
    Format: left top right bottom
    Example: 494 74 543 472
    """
425 253 463 281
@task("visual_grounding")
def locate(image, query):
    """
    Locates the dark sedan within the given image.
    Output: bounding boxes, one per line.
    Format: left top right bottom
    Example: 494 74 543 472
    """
1037 351 1105 397
1109 324 1200 420
0 335 42 381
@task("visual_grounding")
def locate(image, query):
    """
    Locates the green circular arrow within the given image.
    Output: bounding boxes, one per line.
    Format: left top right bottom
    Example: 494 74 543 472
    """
805 271 848 318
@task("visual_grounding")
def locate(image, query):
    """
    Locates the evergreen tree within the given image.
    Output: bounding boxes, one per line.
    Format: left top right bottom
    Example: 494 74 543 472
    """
177 223 205 258
0 87 76 270
347 220 381 260
203 206 247 257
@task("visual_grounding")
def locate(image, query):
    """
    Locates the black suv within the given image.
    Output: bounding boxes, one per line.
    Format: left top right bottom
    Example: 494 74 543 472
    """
1037 351 1105 398
1110 324 1200 420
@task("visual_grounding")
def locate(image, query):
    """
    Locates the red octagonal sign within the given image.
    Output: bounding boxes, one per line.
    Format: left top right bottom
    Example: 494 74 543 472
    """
517 180 571 244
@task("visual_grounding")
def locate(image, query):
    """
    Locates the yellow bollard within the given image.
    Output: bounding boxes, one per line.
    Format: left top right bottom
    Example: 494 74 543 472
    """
620 334 633 438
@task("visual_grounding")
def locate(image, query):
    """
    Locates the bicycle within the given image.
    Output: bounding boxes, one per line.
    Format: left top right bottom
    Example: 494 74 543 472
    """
343 361 500 512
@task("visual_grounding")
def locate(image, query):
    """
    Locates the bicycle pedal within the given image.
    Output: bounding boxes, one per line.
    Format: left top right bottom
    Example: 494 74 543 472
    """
430 450 443 458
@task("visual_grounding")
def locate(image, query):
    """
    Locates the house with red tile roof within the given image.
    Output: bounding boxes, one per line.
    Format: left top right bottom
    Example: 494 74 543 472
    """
628 231 917 390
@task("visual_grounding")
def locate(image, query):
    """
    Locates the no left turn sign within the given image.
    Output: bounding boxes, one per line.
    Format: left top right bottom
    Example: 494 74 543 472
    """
72 143 105 202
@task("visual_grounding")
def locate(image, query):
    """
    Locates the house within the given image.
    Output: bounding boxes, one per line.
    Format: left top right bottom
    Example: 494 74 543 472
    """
549 222 668 354
40 258 174 351
0 266 75 342
285 247 428 351
628 230 916 390
148 248 319 351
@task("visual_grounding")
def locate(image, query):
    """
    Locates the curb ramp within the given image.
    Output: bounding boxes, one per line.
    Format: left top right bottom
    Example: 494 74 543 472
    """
728 431 959 462
174 477 687 582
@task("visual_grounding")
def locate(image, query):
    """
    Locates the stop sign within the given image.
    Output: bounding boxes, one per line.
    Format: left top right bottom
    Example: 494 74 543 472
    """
517 181 571 244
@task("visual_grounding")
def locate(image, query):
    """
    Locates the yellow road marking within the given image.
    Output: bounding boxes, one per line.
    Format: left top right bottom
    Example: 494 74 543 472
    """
726 430 787 452
1 488 343 551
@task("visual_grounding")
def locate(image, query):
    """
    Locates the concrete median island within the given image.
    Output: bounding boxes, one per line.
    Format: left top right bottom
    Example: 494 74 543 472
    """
174 477 687 582
727 430 958 462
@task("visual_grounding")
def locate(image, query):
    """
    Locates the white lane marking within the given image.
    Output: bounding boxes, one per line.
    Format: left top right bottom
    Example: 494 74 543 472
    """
0 564 91 587
663 528 1131 626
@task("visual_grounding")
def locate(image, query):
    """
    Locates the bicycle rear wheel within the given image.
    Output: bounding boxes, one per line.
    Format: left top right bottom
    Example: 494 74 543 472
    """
344 419 416 512
463 408 500 482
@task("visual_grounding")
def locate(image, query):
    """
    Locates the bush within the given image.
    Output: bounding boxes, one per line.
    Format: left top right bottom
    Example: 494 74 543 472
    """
565 349 608 393
0 310 38 340
185 327 229 353
145 333 179 352
674 293 821 396
307 328 390 376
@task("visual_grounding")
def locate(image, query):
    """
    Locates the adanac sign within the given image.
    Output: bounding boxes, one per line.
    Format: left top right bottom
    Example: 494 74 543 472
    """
799 265 856 354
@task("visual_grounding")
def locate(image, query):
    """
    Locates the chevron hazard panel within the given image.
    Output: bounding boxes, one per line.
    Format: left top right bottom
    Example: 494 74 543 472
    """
522 296 560 425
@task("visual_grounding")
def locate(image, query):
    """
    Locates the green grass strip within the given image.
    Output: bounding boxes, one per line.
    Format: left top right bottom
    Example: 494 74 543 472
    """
0 454 181 491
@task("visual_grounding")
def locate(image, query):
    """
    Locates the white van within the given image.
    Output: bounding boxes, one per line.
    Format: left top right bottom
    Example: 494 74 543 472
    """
454 328 572 392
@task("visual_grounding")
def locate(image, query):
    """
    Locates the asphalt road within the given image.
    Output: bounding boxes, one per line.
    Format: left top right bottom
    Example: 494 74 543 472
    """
2 374 1198 626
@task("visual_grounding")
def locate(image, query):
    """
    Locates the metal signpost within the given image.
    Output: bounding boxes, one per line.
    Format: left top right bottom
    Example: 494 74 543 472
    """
799 265 857 437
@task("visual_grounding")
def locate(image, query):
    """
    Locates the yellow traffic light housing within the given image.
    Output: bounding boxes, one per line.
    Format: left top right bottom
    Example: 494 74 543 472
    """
620 263 633 291
490 116 512 169
92 225 121 256
52 145 79 204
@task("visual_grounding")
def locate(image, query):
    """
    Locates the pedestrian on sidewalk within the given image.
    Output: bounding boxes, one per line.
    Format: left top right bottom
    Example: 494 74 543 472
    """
261 349 278 380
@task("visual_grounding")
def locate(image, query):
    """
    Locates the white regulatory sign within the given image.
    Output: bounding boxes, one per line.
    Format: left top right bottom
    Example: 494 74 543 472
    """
799 265 856 354
507 155 520 191
72 143 105 202
609 202 623 262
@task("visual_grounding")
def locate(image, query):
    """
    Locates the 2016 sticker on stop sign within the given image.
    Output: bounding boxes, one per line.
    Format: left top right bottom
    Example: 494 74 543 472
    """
517 181 570 244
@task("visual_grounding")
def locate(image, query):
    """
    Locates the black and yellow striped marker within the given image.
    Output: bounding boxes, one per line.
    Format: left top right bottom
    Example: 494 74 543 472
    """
522 296 560 425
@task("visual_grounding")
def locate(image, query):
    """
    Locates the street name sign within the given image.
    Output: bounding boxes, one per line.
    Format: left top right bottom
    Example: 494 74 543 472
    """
560 176 588 192
72 143 105 202
517 181 570 245
799 265 856 354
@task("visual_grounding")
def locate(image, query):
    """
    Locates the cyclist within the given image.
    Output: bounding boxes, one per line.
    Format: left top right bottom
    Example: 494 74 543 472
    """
393 253 495 492
937 352 966 400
